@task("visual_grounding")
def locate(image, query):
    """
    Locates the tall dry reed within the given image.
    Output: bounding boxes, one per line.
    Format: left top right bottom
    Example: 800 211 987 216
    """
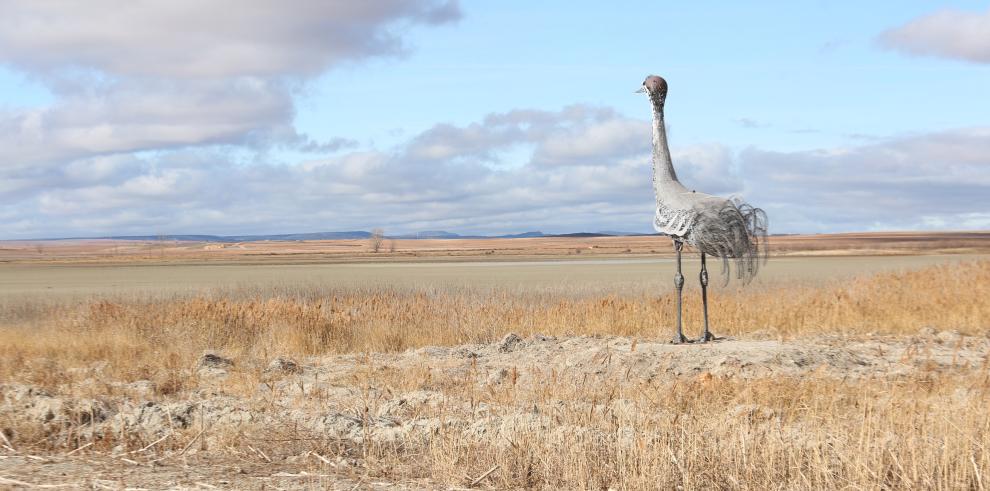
1 260 988 387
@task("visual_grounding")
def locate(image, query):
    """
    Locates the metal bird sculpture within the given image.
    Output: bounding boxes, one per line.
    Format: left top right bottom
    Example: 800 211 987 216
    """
638 75 768 344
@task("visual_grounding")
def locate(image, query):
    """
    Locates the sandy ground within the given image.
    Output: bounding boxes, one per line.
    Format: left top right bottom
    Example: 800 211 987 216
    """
2 329 987 489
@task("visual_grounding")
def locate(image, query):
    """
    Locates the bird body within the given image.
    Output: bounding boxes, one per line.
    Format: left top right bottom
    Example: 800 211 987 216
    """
643 74 767 283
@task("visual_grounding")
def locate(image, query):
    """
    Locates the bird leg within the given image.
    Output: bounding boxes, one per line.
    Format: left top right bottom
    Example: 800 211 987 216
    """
698 252 716 342
672 240 687 344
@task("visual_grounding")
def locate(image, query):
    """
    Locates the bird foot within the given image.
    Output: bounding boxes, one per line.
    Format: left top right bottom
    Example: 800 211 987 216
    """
671 333 689 344
697 331 717 343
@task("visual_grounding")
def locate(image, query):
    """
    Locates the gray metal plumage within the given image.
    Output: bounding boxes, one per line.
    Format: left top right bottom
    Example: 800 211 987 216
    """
639 74 768 343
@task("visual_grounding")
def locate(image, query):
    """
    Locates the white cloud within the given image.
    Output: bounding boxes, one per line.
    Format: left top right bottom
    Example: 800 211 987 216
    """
533 117 647 166
879 8 990 63
740 127 990 232
732 117 767 129
3 105 701 237
0 1 459 174
0 1 460 78
0 79 295 171
5 99 988 238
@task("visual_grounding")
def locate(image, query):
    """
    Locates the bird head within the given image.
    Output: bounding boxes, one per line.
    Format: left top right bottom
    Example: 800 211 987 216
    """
636 75 668 105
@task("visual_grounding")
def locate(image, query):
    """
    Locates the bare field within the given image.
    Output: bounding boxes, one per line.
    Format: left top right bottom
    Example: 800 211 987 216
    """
3 231 990 265
1 255 989 489
1 253 985 301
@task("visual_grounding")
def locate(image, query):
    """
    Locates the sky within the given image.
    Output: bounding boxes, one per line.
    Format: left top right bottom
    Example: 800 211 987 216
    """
1 1 989 239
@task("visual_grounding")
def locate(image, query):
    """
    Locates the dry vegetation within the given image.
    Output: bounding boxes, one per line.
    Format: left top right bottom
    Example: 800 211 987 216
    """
3 260 987 364
3 231 990 264
1 260 989 488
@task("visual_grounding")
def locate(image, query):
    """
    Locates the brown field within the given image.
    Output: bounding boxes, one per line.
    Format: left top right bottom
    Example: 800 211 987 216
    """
3 231 990 264
1 235 989 489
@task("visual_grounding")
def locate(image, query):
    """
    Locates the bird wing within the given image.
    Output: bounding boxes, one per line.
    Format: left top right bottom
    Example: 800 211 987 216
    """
653 201 696 236
653 189 726 237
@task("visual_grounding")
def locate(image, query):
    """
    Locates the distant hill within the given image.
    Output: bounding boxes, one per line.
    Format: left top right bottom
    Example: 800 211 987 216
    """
496 231 546 239
26 230 655 243
389 230 550 239
550 232 613 238
598 231 657 237
391 230 465 239
70 231 373 243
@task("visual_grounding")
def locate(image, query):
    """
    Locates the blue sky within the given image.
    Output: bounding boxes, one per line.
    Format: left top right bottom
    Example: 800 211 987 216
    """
1 1 988 239
298 1 990 151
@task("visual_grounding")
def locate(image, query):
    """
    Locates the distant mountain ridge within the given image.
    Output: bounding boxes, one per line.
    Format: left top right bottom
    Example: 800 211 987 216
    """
78 231 374 243
34 230 656 242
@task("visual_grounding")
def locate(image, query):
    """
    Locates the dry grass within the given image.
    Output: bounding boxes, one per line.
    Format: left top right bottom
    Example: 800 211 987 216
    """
415 373 990 490
1 260 990 489
2 260 988 385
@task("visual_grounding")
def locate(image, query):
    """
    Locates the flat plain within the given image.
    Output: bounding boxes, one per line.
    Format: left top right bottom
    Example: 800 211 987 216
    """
1 232 989 489
2 231 988 299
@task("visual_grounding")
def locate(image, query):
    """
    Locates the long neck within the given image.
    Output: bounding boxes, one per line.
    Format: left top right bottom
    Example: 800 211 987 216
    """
651 99 678 186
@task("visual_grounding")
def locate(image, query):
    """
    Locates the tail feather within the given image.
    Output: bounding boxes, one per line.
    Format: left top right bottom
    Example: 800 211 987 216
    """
690 197 768 285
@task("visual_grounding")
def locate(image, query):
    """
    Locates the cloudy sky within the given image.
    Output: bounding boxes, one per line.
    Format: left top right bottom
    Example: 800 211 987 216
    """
1 1 988 239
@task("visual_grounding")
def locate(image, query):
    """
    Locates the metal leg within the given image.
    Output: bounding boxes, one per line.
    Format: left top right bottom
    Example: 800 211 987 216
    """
672 240 687 344
699 252 715 342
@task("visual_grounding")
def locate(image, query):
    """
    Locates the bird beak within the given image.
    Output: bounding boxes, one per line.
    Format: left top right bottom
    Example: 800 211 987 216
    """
635 87 646 93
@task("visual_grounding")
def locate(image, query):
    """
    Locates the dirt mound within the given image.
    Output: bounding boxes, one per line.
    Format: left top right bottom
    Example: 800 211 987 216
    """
6 331 985 442
411 329 987 382
2 331 987 488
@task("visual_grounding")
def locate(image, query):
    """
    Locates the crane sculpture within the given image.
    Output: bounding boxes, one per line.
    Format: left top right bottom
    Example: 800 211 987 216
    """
638 75 768 344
